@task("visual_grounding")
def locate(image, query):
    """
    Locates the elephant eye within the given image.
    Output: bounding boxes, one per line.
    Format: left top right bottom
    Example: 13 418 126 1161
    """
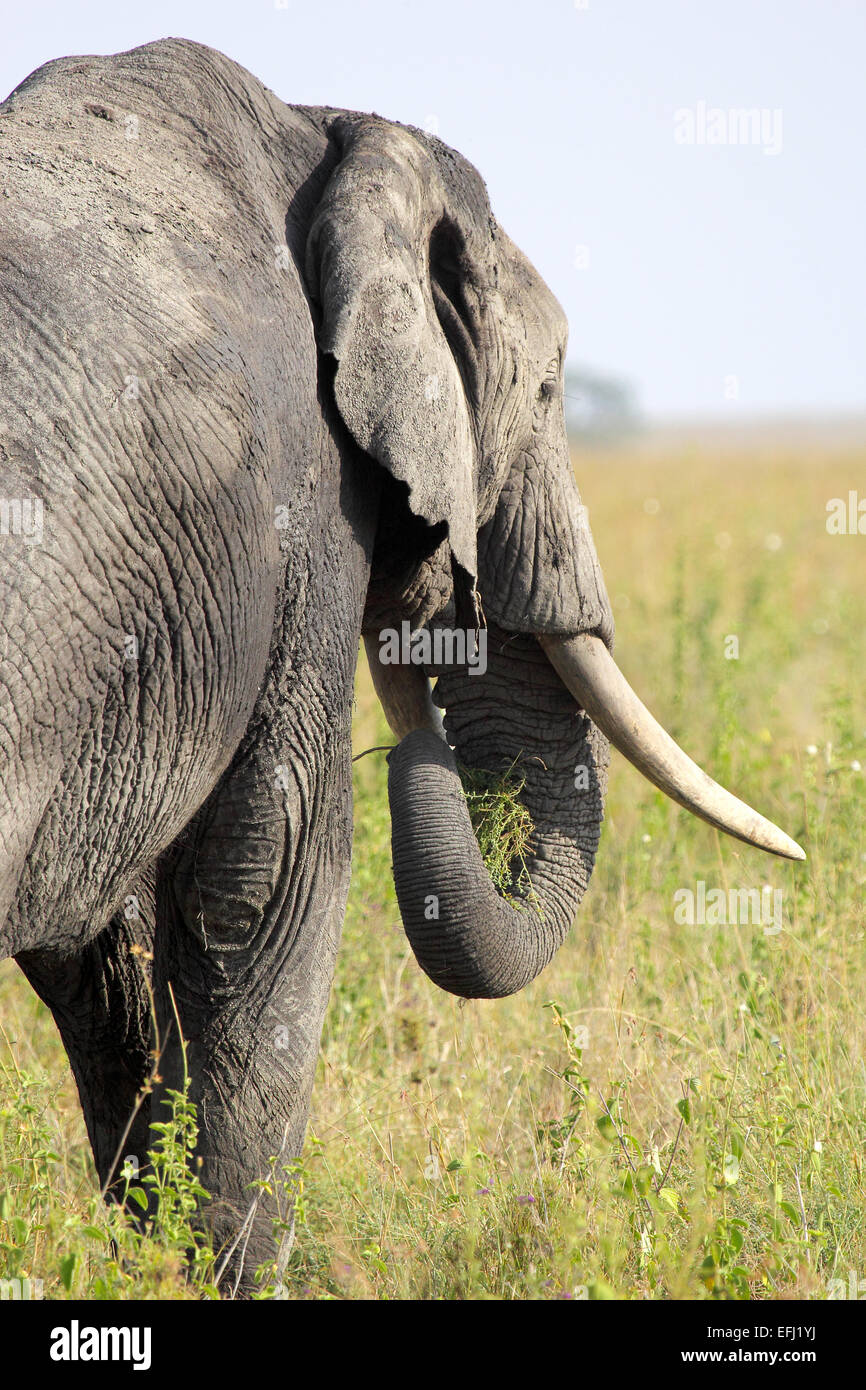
536 356 561 405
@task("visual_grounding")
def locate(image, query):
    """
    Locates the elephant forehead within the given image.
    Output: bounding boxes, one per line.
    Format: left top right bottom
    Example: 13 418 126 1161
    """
497 229 568 349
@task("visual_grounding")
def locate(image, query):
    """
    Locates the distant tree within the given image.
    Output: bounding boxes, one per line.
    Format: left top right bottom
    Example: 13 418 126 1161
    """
564 366 641 443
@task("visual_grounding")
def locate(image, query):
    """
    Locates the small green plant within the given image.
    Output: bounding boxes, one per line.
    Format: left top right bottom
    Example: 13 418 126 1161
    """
537 1001 591 1170
132 1083 216 1291
459 761 535 901
251 1143 321 1299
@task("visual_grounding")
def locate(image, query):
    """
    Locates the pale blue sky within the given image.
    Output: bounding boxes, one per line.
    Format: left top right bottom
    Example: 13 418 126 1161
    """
2 0 864 419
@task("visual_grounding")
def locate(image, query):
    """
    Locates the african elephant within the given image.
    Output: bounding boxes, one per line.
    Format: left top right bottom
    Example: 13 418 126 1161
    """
0 38 803 1295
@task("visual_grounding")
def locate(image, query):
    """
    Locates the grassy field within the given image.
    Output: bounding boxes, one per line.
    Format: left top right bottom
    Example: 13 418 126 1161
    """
2 436 864 1300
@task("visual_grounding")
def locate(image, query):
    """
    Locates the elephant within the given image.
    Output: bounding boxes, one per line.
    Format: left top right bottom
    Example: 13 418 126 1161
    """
0 37 804 1295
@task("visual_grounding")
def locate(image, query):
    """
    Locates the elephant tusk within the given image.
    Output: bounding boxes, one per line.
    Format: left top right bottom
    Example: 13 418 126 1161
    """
539 632 806 862
363 634 446 741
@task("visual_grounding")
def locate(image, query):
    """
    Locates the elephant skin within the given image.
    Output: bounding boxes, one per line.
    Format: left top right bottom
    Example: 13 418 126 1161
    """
0 38 798 1295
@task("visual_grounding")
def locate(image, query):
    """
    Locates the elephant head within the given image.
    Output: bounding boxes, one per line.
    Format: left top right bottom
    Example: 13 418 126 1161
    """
307 114 804 1000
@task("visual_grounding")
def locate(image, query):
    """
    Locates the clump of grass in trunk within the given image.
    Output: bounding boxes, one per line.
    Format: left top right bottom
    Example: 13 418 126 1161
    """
459 761 536 905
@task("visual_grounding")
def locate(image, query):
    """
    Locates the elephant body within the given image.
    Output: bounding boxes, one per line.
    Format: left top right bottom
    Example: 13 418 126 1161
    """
1 43 381 1286
0 39 802 1294
0 44 362 950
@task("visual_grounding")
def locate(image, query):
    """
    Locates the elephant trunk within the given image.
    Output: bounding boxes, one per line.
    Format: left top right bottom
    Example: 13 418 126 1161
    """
385 627 608 998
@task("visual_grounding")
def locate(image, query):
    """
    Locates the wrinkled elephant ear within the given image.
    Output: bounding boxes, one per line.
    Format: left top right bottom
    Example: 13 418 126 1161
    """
306 115 478 593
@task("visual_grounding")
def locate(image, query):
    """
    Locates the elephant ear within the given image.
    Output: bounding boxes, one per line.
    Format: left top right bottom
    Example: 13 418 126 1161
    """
306 115 478 594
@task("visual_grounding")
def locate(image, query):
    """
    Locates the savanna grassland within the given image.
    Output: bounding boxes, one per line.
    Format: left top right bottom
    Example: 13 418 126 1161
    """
2 434 864 1300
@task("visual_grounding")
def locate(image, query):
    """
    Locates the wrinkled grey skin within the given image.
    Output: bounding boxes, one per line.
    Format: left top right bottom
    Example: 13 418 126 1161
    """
0 38 612 1293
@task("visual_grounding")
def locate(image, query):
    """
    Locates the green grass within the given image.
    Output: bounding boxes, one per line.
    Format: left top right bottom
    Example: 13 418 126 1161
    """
460 762 534 900
1 439 864 1299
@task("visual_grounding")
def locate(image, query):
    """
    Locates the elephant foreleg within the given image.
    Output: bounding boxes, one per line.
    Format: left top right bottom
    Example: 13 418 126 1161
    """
151 733 351 1298
15 868 157 1199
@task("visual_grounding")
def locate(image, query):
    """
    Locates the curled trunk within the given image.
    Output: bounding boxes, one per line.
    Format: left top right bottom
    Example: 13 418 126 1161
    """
387 626 607 998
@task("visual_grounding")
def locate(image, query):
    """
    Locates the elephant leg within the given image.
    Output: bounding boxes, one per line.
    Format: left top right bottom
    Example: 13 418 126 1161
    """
151 726 351 1298
15 867 157 1199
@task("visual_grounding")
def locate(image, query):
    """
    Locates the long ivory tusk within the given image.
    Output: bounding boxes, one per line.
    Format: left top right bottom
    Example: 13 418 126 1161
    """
363 634 446 741
540 632 806 861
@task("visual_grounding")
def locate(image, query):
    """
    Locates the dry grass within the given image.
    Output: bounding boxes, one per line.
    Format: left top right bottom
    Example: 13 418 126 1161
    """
2 436 864 1299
